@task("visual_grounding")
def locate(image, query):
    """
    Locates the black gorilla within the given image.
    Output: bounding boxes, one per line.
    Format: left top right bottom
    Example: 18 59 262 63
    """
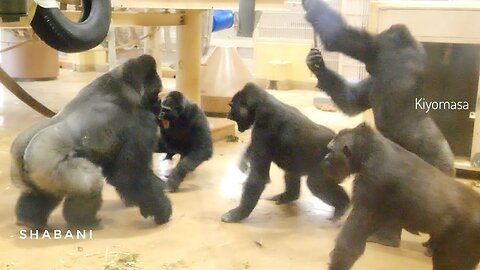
155 91 213 192
303 0 455 247
10 55 172 228
221 82 350 223
322 123 480 270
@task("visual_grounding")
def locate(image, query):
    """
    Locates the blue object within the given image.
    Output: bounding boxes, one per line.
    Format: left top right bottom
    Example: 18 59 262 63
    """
212 10 234 32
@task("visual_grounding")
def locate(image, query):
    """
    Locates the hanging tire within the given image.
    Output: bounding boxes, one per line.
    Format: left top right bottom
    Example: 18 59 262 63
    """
30 0 111 53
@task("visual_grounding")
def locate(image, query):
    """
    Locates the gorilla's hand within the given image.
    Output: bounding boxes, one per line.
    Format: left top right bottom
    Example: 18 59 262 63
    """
166 178 180 193
306 48 326 76
138 179 172 224
221 207 249 223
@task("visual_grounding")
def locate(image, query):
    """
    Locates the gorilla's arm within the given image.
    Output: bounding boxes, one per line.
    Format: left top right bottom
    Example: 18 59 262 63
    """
106 126 172 224
167 115 213 191
307 49 373 116
155 136 175 157
155 138 168 153
303 0 374 63
329 199 381 270
318 73 373 116
222 131 271 222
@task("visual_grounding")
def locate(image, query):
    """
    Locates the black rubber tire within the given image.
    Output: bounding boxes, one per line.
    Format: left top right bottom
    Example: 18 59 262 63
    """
30 0 111 53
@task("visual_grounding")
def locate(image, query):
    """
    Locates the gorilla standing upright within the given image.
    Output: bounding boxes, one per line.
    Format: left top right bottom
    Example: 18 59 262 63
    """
11 55 172 228
303 0 455 247
156 91 213 192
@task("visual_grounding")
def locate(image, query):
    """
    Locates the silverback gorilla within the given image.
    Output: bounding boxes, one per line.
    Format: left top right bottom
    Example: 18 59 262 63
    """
221 83 350 223
10 55 172 228
303 0 455 247
155 91 213 192
322 123 480 270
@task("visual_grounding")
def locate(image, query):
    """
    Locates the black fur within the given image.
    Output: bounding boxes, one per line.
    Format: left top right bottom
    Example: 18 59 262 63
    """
303 0 455 247
323 123 480 270
11 55 172 228
15 191 61 229
221 83 350 223
63 193 102 227
155 91 213 192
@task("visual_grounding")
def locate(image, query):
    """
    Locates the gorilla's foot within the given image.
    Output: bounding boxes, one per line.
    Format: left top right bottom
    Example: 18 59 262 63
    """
268 192 299 204
16 219 51 230
221 208 249 223
15 192 61 230
367 234 401 248
63 194 102 229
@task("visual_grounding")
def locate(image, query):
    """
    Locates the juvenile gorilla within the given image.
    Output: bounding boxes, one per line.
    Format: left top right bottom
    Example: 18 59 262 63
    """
303 0 455 247
322 123 480 270
10 55 172 228
221 83 350 223
155 91 213 192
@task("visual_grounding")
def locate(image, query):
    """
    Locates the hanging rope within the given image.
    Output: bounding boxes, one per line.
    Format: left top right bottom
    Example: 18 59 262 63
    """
0 67 56 117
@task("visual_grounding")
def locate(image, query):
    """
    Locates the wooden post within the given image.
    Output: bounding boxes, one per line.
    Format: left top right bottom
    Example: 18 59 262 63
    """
107 26 117 70
144 26 162 75
176 10 203 104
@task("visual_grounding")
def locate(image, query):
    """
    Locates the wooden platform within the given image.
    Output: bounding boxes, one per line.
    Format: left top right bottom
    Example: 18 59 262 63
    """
208 117 236 142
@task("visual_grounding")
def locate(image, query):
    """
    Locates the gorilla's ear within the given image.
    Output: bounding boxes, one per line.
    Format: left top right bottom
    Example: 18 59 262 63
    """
122 55 158 91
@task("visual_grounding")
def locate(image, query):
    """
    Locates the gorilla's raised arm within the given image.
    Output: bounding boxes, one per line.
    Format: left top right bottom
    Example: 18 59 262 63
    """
303 0 375 63
307 49 373 116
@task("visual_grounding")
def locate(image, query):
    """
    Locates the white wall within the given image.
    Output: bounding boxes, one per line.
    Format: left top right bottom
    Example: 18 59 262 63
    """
210 0 369 82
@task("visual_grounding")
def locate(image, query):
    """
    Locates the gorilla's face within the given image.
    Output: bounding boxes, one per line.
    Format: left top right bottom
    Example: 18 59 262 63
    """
228 90 255 132
321 128 357 179
120 54 163 114
141 74 162 114
158 91 186 129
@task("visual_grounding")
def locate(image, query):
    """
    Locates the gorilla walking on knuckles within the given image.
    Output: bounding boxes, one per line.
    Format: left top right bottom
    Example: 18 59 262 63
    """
303 0 455 247
11 55 172 228
155 91 213 192
322 123 480 270
221 83 350 223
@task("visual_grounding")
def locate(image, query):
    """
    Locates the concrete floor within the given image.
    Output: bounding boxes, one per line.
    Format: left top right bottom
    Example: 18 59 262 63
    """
0 70 477 269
